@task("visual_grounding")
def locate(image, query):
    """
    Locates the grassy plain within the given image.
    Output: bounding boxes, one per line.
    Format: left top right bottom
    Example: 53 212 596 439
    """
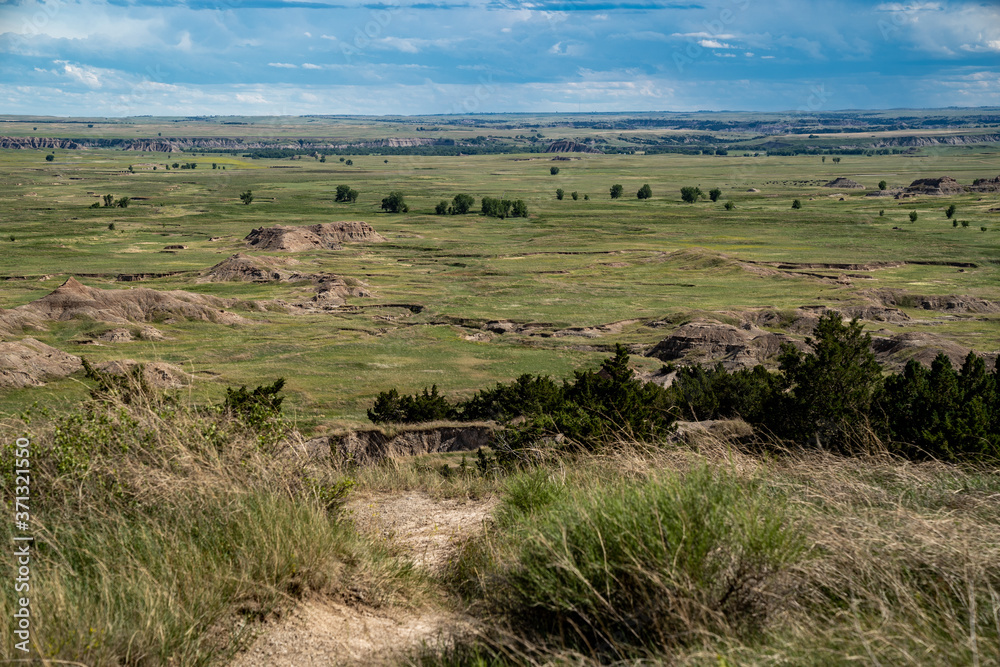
0 129 998 428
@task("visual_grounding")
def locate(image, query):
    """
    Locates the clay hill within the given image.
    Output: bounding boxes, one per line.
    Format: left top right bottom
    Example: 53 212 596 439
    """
0 277 248 335
971 175 1000 193
902 177 963 196
198 254 294 282
546 140 601 154
244 222 386 251
0 338 82 388
823 177 865 189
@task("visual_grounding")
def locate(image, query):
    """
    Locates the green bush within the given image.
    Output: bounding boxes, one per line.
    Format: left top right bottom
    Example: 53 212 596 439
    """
610 184 624 199
380 191 408 213
637 183 652 199
550 166 559 175
335 185 359 203
709 187 722 202
555 188 564 200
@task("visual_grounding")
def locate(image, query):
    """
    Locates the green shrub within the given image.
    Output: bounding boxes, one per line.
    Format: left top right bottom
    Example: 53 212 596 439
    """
680 186 702 203
709 187 722 202
637 183 652 199
724 200 735 210
791 198 802 209
555 188 564 200
380 191 408 213
610 184 623 199
335 184 359 203
549 166 559 175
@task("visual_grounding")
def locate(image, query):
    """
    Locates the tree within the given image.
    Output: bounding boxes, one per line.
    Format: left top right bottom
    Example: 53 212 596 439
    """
116 197 130 208
832 157 841 164
345 159 353 166
822 156 826 163
335 185 358 203
775 312 882 449
571 191 579 201
945 204 957 219
878 180 887 191
435 201 449 215
449 193 475 214
550 166 560 175
709 187 722 202
879 209 884 217
380 191 408 213
511 200 529 218
45 154 54 162
556 188 565 200
637 184 652 200
909 210 918 223
240 190 254 205
791 199 802 209
724 200 735 211
103 194 115 207
610 184 624 199
680 186 702 203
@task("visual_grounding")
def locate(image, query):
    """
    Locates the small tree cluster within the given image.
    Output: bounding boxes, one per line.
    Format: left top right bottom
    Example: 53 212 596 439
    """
709 188 722 202
610 184 624 199
637 184 652 200
240 190 254 205
482 197 528 219
680 186 702 203
380 191 408 213
556 188 565 200
335 185 359 203
436 193 475 215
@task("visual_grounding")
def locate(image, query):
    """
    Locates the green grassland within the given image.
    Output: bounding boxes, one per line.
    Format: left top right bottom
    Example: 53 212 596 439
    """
1 130 998 429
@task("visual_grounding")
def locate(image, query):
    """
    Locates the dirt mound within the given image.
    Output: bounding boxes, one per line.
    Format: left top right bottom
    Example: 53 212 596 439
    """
902 177 963 196
313 425 493 465
0 278 247 332
864 289 1000 314
823 177 865 189
244 222 386 251
94 360 192 388
198 253 292 282
0 338 82 388
970 175 1000 193
646 319 799 370
871 332 995 371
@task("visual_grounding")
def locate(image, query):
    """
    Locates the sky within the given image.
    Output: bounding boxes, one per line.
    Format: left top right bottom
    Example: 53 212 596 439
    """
0 0 999 116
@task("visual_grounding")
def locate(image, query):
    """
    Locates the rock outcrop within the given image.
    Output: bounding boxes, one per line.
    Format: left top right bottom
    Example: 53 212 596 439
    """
94 360 193 388
901 177 963 196
0 277 248 334
546 140 601 154
244 222 386 251
0 338 82 388
970 175 1000 193
823 177 865 189
646 320 798 370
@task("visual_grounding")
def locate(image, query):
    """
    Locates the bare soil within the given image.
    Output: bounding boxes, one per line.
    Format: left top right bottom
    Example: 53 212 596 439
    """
231 491 494 666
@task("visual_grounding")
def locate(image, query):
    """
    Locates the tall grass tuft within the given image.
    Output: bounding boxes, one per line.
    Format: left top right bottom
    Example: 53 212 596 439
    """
454 464 803 660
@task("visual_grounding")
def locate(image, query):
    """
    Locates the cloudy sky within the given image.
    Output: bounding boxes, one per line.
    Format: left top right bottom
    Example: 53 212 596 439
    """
1 0 998 116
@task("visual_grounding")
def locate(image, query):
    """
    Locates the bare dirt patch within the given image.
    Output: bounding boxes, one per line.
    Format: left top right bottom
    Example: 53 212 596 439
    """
232 599 469 667
348 491 496 570
233 491 492 666
94 359 193 388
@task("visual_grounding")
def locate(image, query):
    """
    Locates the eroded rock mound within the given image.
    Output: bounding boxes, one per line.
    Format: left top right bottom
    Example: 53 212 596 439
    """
546 140 601 153
902 177 963 196
0 277 247 334
199 254 292 282
871 332 996 371
95 360 192 388
0 338 82 388
971 175 1000 193
244 222 386 251
646 319 799 370
823 177 865 189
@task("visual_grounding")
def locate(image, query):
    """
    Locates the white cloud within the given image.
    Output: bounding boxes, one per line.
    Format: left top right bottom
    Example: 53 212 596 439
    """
594 13 608 20
745 52 755 57
672 32 736 39
321 34 338 41
699 39 735 49
304 31 312 37
301 63 322 69
268 62 298 68
56 61 104 89
874 2 942 11
176 31 193 52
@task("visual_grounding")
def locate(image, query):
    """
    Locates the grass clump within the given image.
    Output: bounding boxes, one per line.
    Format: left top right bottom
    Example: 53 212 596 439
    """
454 464 803 660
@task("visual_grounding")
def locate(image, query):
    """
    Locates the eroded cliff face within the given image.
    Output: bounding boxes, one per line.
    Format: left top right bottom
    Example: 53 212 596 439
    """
0 136 439 152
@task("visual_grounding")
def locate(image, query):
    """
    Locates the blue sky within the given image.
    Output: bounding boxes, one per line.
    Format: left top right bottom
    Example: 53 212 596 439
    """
1 0 998 115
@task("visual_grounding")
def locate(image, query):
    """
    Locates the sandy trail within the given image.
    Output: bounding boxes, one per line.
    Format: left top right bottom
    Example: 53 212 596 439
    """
232 491 494 666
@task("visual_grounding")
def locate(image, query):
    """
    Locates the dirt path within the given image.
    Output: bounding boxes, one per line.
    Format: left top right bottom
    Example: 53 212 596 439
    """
231 491 495 666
